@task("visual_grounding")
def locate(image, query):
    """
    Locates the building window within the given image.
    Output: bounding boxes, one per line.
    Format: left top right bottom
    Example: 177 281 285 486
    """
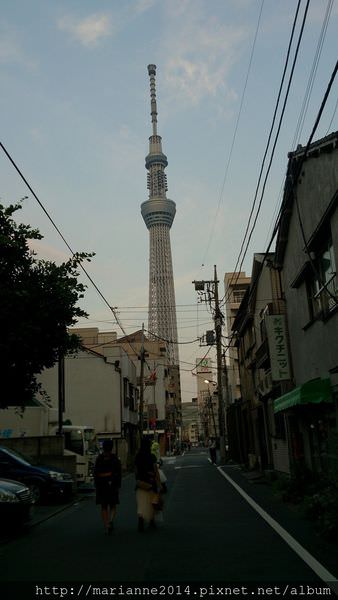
244 324 255 355
259 304 271 343
233 289 246 304
129 383 135 411
123 378 129 407
307 235 337 319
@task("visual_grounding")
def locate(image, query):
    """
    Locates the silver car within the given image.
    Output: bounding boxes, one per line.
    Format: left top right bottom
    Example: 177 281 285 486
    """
0 478 34 527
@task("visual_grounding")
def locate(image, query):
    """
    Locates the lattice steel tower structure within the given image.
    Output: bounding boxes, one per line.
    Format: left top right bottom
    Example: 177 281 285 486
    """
141 64 179 365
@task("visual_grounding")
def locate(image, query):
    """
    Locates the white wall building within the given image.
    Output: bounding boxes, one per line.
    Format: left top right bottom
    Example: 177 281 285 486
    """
224 272 251 404
37 345 138 465
70 327 177 455
37 348 123 437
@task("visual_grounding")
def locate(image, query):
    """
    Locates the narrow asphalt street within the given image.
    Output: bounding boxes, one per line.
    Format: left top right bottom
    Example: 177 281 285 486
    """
1 449 337 587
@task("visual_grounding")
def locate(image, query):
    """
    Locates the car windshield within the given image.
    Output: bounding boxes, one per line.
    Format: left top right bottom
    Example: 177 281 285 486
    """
1 447 32 466
64 430 84 455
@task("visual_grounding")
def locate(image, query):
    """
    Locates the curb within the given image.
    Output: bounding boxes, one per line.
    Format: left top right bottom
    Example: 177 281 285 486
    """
29 493 89 529
28 473 133 529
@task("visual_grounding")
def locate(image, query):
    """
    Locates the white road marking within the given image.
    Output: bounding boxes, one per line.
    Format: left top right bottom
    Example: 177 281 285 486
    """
217 467 337 585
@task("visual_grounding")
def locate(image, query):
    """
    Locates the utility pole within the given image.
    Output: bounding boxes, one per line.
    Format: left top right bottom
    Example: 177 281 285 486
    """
208 393 218 440
222 351 230 409
213 265 226 462
192 265 226 462
138 323 145 439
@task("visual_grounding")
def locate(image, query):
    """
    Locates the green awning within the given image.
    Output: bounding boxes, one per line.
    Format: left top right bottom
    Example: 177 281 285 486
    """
274 378 333 413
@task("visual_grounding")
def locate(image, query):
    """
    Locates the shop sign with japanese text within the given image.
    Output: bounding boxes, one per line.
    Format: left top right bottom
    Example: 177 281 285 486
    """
265 315 291 381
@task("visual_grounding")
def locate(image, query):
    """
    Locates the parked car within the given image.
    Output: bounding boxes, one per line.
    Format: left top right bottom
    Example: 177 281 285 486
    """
0 478 34 527
0 446 74 504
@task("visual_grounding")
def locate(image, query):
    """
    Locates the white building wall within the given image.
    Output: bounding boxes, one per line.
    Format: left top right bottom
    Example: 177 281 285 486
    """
0 406 50 438
70 329 171 433
38 349 122 436
103 346 138 427
224 272 250 404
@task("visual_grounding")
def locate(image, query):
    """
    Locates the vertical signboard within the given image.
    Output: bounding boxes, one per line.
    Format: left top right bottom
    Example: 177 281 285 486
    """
265 315 291 381
196 358 213 373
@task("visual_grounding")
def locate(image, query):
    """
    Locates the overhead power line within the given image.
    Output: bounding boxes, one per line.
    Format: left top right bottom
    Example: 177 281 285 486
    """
0 140 128 336
293 59 338 304
233 0 311 287
0 142 157 373
258 0 334 276
325 95 338 134
200 0 265 267
144 329 200 346
292 0 334 148
222 0 310 306
110 303 208 309
227 60 338 350
190 346 213 373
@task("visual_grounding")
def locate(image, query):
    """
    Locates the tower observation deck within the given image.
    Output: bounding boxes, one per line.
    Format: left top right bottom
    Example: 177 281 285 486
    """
141 64 179 365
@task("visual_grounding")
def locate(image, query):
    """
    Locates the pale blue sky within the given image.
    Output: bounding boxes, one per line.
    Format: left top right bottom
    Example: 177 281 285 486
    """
1 0 337 401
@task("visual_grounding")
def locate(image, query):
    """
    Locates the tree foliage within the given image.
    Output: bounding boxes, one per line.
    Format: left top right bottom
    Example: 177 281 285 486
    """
0 202 93 408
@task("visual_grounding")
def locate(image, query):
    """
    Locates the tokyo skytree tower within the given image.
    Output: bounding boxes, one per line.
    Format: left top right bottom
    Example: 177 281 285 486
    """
141 64 179 365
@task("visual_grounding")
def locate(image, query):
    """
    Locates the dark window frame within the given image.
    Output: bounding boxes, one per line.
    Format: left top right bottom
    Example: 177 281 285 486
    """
306 231 337 320
123 377 129 407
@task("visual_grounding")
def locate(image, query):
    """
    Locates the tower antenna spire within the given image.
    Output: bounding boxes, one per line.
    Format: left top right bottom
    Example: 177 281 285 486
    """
148 64 158 136
141 64 179 366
